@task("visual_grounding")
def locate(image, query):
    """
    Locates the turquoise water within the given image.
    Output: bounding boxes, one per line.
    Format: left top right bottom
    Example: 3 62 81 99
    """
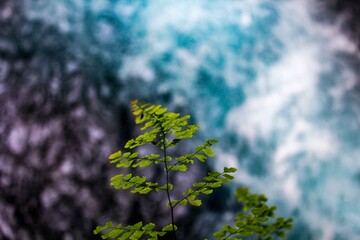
22 0 360 239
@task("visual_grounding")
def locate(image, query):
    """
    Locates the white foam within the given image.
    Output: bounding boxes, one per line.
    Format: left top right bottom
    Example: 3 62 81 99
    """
120 56 155 82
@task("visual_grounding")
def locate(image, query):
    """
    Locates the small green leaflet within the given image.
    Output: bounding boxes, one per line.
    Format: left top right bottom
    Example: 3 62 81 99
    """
95 102 293 240
162 224 177 232
169 164 187 172
224 167 237 173
109 151 121 159
202 147 215 157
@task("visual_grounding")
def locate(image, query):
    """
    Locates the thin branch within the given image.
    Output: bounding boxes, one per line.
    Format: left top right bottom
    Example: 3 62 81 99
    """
167 146 206 171
160 126 177 240
172 172 224 208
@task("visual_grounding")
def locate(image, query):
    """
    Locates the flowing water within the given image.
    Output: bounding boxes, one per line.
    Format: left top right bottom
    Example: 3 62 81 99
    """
2 0 360 239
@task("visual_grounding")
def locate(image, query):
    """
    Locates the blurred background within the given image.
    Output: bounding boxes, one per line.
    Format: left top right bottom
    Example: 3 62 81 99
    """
1 0 360 239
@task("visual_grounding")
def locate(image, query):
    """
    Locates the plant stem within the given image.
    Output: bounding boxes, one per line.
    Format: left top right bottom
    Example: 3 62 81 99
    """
160 127 177 240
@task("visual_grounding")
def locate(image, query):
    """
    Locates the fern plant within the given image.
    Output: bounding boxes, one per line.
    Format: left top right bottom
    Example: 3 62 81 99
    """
94 100 293 240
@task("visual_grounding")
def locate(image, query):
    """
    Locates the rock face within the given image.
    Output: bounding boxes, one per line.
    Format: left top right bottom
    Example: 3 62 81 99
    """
0 2 119 239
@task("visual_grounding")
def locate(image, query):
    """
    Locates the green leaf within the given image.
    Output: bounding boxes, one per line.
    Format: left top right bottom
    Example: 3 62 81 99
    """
206 139 218 145
139 187 152 194
201 188 213 194
224 167 237 173
164 112 180 119
208 171 220 177
155 107 167 115
130 231 145 239
124 139 136 149
251 205 268 216
213 230 226 238
116 160 133 168
249 225 263 232
235 219 246 228
94 222 112 234
109 151 121 160
192 182 205 187
162 224 177 232
123 173 132 181
238 230 253 237
105 228 122 238
209 182 222 188
171 199 187 206
222 224 232 232
195 145 203 151
127 222 143 230
156 183 173 192
129 152 138 159
202 147 215 157
223 173 235 180
132 109 142 115
194 154 207 162
119 231 132 240
149 154 160 159
134 160 152 168
256 217 269 222
142 223 155 231
246 215 254 223
140 121 154 130
183 188 194 195
166 138 182 147
188 199 202 206
132 176 147 184
170 164 187 172
278 232 286 238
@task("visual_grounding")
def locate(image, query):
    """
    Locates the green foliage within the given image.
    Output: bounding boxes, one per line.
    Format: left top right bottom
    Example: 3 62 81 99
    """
94 221 174 240
170 168 235 208
94 100 293 239
213 187 293 239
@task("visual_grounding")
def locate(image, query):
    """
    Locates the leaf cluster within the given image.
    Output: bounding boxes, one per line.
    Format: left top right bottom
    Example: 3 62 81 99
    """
94 100 237 239
125 100 200 150
94 221 177 240
213 187 293 240
171 167 237 207
94 101 293 240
